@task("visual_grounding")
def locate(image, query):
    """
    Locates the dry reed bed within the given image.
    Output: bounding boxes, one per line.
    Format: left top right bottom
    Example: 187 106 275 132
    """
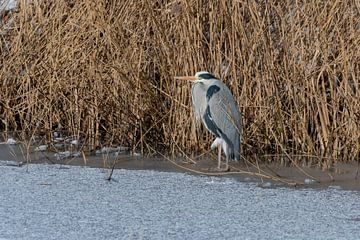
0 0 359 167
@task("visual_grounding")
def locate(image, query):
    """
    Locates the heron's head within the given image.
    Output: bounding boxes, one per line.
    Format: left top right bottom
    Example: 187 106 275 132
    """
174 71 217 83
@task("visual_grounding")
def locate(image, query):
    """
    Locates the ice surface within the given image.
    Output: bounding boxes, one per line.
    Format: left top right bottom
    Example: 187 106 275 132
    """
34 145 47 152
304 178 316 185
96 146 128 155
54 151 71 160
0 162 359 239
5 138 16 145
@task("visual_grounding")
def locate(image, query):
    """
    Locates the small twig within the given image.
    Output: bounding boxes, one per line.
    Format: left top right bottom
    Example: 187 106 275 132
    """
355 152 359 180
263 164 282 178
172 136 196 164
268 127 320 182
106 160 117 181
81 150 87 165
151 147 303 186
39 150 56 164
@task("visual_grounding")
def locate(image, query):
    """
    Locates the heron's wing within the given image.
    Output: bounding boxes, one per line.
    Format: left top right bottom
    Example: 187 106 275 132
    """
208 85 241 135
206 83 242 159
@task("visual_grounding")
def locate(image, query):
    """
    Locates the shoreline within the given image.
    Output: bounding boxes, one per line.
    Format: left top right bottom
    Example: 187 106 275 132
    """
1 144 359 191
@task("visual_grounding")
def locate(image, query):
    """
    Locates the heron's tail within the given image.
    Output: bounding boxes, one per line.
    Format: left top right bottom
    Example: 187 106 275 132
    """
233 136 241 161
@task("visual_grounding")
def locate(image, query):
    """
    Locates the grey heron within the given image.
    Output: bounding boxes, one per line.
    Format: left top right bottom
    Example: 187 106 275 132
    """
175 71 242 171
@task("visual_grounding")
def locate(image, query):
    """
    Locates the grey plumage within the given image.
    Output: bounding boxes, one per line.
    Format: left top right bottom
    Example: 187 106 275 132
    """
177 71 242 170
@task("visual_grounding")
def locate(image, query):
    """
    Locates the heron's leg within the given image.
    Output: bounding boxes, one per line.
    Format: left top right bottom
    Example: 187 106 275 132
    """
217 145 221 169
225 155 229 171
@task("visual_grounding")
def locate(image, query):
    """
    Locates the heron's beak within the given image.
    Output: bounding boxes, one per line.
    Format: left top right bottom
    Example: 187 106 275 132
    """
174 76 199 81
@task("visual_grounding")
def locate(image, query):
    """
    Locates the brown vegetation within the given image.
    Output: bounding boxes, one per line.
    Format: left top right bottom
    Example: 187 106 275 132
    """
1 0 359 167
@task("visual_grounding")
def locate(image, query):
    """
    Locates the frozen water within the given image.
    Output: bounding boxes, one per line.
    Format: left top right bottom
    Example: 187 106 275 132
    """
304 178 316 185
0 162 359 239
5 138 16 145
54 151 71 160
96 146 128 155
34 145 47 152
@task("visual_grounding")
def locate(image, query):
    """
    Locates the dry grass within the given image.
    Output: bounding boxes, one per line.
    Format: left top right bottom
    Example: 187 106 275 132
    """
0 0 359 167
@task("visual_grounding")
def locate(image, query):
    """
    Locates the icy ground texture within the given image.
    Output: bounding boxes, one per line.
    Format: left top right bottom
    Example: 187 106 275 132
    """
0 163 359 240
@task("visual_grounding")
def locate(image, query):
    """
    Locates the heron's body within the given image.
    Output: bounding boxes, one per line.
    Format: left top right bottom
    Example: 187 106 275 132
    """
176 71 242 170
